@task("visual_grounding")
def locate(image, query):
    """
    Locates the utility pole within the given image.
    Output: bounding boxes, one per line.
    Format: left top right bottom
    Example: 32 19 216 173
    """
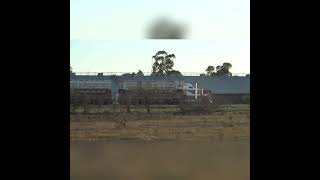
195 82 198 100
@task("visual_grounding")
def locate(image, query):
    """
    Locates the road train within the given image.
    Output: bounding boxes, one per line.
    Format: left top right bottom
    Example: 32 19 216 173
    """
70 79 213 105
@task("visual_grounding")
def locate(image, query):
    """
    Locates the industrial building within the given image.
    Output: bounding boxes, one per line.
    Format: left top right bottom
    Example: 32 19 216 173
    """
70 73 250 104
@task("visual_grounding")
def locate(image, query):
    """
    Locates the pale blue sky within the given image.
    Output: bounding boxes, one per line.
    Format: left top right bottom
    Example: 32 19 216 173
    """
70 0 250 73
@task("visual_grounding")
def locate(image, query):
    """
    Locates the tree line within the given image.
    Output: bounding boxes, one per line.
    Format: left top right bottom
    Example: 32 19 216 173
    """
70 50 234 77
205 63 232 77
150 50 233 77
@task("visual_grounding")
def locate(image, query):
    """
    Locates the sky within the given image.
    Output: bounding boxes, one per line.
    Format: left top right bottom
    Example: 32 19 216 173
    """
70 0 250 74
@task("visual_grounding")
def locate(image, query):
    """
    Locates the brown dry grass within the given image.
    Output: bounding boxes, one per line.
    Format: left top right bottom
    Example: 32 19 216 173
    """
70 111 249 142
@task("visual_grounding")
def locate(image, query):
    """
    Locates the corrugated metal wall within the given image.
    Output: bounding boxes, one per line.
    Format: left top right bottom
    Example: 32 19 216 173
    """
70 75 250 95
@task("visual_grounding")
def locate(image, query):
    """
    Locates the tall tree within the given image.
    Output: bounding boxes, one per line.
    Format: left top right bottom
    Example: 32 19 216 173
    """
215 66 221 76
216 62 232 76
222 63 232 71
205 66 215 76
152 51 176 76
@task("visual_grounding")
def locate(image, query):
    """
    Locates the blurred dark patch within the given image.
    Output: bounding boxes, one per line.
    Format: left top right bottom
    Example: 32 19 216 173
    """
146 17 188 39
71 142 249 180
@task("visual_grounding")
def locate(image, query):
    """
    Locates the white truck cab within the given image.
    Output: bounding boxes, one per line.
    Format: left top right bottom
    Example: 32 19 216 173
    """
183 82 213 103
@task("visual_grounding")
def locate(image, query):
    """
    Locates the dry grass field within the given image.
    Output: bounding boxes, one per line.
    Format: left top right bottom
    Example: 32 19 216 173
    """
70 105 250 180
70 112 249 142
